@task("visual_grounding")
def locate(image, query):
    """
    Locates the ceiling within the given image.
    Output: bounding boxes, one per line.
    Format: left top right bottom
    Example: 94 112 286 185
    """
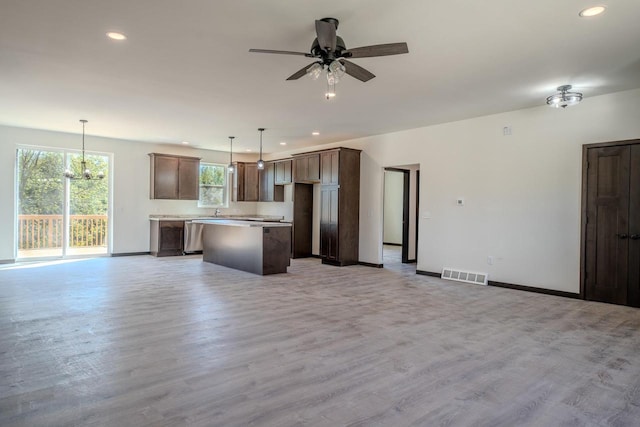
1 0 639 155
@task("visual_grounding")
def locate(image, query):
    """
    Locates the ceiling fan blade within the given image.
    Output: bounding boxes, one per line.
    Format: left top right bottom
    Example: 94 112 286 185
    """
343 42 409 58
342 60 375 82
286 62 318 81
315 20 336 52
249 48 314 57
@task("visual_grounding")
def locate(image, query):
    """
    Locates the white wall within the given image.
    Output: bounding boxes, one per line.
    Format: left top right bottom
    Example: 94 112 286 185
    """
383 170 404 245
0 125 258 260
362 89 640 293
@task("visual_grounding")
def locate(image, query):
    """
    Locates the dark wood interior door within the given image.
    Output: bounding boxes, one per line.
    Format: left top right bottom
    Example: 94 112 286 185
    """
628 145 640 306
584 144 639 306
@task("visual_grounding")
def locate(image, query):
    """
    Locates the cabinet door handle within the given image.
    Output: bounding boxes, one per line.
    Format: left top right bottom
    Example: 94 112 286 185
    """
631 234 640 240
616 233 628 239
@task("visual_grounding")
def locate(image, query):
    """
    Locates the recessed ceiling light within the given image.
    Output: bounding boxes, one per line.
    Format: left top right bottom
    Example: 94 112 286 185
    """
280 142 287 145
312 131 320 136
181 141 190 145
579 6 606 17
106 32 127 41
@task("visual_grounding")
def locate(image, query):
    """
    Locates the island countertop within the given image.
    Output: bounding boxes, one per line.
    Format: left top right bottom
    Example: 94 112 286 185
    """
193 219 291 227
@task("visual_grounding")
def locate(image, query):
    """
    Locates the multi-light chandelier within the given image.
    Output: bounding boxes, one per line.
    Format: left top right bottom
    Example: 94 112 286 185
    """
305 60 346 99
63 119 105 180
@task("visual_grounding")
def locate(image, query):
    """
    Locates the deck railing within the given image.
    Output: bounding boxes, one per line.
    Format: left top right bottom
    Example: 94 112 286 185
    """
18 215 108 249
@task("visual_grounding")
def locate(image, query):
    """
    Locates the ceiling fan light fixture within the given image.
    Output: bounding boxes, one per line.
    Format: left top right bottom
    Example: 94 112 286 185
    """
325 80 336 100
546 85 583 108
328 60 345 78
306 63 323 80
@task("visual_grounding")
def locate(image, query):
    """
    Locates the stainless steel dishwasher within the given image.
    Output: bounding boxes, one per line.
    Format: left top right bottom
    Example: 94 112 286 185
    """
183 220 204 253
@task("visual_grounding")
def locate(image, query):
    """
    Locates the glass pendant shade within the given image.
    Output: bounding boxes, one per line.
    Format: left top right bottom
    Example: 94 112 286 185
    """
306 63 323 80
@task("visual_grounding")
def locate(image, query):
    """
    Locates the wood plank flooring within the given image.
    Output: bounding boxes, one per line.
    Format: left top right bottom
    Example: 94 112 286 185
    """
1 255 640 426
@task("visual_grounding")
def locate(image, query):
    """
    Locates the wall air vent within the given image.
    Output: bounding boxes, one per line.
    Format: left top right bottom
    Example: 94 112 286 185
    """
441 267 488 286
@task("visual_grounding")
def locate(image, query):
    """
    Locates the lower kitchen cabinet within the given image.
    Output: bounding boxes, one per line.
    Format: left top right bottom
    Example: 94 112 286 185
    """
150 220 184 256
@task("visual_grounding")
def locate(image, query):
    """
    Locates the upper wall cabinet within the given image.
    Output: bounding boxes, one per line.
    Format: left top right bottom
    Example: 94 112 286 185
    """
149 153 200 200
293 154 320 183
274 160 292 185
232 162 259 202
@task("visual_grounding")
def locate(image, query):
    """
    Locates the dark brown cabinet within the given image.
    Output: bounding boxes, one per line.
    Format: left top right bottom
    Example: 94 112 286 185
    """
149 153 200 200
318 148 361 266
275 160 292 185
233 162 259 202
293 183 313 258
320 186 339 261
259 162 276 202
150 220 184 256
294 154 320 183
321 150 339 185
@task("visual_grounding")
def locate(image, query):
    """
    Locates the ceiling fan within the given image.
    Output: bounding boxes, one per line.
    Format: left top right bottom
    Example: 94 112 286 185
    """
249 18 409 98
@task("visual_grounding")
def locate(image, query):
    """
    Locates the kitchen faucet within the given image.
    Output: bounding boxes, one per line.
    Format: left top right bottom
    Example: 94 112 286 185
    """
214 209 221 217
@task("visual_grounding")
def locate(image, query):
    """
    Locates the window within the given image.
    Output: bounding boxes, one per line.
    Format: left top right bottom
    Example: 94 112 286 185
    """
198 163 228 207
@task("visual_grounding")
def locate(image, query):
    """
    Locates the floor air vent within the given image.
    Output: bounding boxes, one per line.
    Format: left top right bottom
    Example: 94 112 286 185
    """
441 267 488 286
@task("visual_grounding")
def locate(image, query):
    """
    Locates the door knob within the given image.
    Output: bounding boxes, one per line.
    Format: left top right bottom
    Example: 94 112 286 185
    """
631 234 640 240
616 233 628 239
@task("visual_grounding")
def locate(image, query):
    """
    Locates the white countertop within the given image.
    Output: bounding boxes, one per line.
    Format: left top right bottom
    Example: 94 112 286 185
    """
150 215 285 222
193 219 291 227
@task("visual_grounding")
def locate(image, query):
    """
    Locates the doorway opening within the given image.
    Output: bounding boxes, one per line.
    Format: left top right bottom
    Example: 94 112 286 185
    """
383 165 419 270
16 147 111 260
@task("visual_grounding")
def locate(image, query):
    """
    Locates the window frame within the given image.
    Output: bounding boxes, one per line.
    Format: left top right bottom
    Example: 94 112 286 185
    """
198 162 229 208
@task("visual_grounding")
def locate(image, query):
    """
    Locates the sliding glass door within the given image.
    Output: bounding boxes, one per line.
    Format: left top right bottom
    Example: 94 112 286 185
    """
16 147 110 259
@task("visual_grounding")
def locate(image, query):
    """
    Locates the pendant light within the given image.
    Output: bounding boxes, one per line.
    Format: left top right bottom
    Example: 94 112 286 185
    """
227 136 235 173
257 128 265 170
63 119 105 180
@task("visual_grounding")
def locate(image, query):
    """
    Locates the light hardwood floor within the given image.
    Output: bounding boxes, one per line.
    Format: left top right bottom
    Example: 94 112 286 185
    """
1 255 639 426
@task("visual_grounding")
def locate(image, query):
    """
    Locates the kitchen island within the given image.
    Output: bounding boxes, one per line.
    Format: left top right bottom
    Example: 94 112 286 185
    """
194 219 292 275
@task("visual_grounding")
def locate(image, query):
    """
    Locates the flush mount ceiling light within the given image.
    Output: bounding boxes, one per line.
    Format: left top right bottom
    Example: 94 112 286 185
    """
312 131 320 136
579 6 606 17
257 128 265 170
64 120 105 180
279 142 287 145
546 85 583 108
106 32 127 41
227 136 235 173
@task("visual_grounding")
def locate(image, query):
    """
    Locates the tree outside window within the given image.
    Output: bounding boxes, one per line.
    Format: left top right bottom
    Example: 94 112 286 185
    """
199 163 228 207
